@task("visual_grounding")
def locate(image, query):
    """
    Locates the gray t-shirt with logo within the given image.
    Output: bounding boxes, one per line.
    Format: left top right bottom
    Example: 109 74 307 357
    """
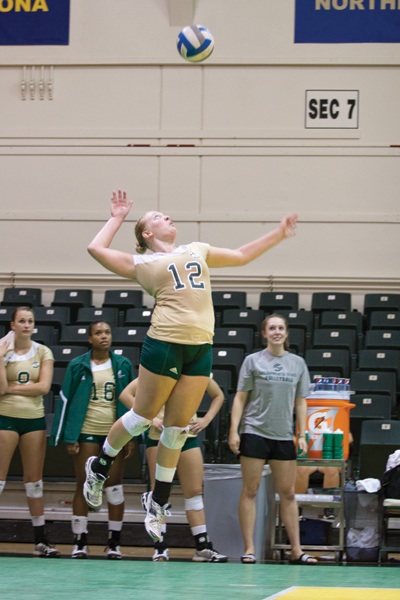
237 349 311 441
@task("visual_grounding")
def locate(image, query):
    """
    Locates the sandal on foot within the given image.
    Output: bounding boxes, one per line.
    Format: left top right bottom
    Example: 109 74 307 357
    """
289 553 317 565
241 554 256 564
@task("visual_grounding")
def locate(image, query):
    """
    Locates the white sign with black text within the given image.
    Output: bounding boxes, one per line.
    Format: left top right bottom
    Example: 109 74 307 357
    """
305 90 359 129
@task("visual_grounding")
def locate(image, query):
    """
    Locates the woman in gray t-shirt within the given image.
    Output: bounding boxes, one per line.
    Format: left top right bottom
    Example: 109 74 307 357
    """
229 313 317 565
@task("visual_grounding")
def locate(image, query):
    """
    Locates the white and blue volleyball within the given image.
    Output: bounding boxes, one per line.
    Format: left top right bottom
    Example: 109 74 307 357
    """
177 25 214 63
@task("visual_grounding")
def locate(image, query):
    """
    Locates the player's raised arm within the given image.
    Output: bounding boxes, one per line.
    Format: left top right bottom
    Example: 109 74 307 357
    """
206 214 298 268
87 189 136 279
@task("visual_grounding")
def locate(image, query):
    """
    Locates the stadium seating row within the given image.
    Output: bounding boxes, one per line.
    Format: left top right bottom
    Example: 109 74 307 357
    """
1 287 400 327
2 287 399 473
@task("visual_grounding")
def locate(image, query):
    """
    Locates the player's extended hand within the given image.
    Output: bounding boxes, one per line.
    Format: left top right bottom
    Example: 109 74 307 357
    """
280 213 298 238
110 189 133 219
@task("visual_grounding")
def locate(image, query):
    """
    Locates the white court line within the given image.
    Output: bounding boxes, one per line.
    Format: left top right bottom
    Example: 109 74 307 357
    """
263 588 299 600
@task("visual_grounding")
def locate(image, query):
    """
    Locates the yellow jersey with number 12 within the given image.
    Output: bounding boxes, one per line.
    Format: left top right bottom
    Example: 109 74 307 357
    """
133 242 214 345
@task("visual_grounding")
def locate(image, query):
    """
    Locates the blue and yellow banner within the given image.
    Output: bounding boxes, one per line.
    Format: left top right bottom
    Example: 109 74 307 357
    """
295 0 400 43
0 0 70 45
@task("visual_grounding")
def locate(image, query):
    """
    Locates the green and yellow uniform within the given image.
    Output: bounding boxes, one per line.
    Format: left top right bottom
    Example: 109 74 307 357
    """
134 242 214 345
0 342 53 419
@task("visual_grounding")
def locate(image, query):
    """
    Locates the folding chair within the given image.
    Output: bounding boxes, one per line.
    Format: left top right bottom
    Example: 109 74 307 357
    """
305 348 350 378
111 346 141 370
1 287 42 307
350 370 397 413
211 369 234 396
50 345 87 367
51 366 67 394
311 292 351 328
288 328 306 356
313 328 357 354
102 289 144 325
32 325 58 347
196 390 223 463
312 292 352 313
358 419 400 479
209 372 236 461
311 292 352 328
76 306 119 328
319 310 363 351
111 326 148 347
34 306 71 335
363 293 400 326
212 292 247 326
364 329 400 351
103 289 144 309
221 308 264 348
59 325 90 347
309 369 342 380
350 393 393 461
124 307 153 327
221 308 264 331
358 349 400 390
43 390 55 416
212 291 247 310
0 306 13 331
279 309 314 338
51 289 93 322
213 327 255 354
259 291 299 314
368 310 400 331
312 328 357 371
212 347 245 389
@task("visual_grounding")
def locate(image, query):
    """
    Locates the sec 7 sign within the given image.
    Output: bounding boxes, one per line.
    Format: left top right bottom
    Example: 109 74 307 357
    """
305 90 359 129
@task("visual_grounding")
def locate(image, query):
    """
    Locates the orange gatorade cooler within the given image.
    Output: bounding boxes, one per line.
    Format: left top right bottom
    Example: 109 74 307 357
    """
305 400 355 459
301 378 355 460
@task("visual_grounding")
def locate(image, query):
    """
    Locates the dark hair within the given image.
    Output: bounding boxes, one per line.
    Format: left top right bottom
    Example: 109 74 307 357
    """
11 306 34 322
88 321 112 336
261 313 290 351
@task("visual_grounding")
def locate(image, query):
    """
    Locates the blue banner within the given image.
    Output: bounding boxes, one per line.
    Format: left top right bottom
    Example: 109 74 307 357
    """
0 0 70 45
295 0 400 43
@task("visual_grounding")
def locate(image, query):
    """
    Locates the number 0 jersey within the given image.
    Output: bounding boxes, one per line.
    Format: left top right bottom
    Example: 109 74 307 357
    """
0 342 54 419
133 242 214 345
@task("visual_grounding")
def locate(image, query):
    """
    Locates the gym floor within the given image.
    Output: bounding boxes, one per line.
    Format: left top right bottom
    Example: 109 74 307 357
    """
0 544 399 600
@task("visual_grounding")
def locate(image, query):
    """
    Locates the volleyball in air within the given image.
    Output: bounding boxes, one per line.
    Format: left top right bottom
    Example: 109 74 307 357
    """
176 25 214 63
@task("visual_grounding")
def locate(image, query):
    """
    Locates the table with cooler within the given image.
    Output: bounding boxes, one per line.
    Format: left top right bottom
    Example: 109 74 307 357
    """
271 378 355 563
